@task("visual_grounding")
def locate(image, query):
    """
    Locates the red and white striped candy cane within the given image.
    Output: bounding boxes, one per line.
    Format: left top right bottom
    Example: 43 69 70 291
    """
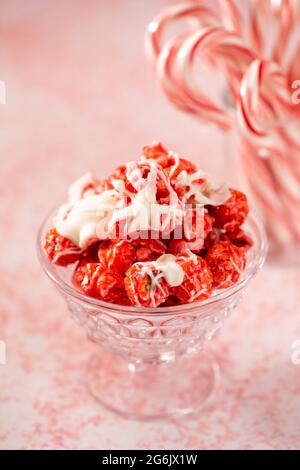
219 0 300 73
176 27 256 101
151 22 256 129
156 27 235 130
145 3 233 129
145 2 300 248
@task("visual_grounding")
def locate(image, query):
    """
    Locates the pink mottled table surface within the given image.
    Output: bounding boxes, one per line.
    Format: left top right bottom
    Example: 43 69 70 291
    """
0 0 300 450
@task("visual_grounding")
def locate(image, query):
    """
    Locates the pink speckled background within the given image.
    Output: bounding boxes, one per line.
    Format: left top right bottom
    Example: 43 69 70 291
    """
0 0 300 450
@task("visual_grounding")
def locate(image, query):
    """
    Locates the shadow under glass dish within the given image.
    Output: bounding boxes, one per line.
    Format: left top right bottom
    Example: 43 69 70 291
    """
37 210 267 420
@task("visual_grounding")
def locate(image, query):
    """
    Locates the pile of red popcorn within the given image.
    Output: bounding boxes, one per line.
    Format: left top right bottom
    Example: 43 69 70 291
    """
44 143 252 307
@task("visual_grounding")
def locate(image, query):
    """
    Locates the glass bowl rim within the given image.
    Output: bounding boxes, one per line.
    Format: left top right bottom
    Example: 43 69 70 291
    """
37 207 268 316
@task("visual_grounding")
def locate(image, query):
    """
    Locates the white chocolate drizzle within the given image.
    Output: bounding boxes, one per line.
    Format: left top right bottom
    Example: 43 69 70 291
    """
176 169 230 206
56 190 125 248
54 154 230 250
137 254 185 307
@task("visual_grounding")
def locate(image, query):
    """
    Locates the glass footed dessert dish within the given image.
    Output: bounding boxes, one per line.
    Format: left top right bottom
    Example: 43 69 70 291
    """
37 143 267 420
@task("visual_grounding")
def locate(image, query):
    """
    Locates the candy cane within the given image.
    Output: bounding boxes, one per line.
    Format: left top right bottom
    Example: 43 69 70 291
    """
156 28 233 130
238 60 300 156
157 25 256 129
145 2 300 247
145 3 235 129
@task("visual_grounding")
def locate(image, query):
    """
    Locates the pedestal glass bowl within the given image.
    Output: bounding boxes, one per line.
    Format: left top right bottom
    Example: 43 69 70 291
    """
37 210 267 420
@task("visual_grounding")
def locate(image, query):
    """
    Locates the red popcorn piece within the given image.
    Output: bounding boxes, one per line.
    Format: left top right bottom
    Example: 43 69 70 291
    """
124 263 170 307
143 143 200 200
156 176 171 203
97 269 126 303
142 142 169 168
106 158 173 205
171 253 213 303
143 144 199 198
206 240 246 289
210 188 249 232
165 156 200 200
164 156 197 180
107 240 136 273
44 228 81 266
74 258 126 302
98 239 136 273
104 164 135 193
110 165 127 182
73 258 104 298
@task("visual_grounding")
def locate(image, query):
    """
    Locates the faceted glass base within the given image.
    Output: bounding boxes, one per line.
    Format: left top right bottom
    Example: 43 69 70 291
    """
87 348 220 421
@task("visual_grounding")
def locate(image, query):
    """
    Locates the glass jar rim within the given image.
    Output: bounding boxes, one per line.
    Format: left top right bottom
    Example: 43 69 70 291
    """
37 208 268 316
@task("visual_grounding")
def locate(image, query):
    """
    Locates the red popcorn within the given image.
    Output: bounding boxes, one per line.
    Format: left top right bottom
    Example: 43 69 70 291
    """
97 269 126 303
104 165 134 193
165 157 200 200
73 258 104 298
124 263 170 307
164 155 197 180
143 143 201 200
44 228 81 266
142 142 169 168
210 188 249 232
171 253 213 303
105 240 136 273
44 143 253 306
142 143 196 178
206 240 246 289
74 259 126 303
